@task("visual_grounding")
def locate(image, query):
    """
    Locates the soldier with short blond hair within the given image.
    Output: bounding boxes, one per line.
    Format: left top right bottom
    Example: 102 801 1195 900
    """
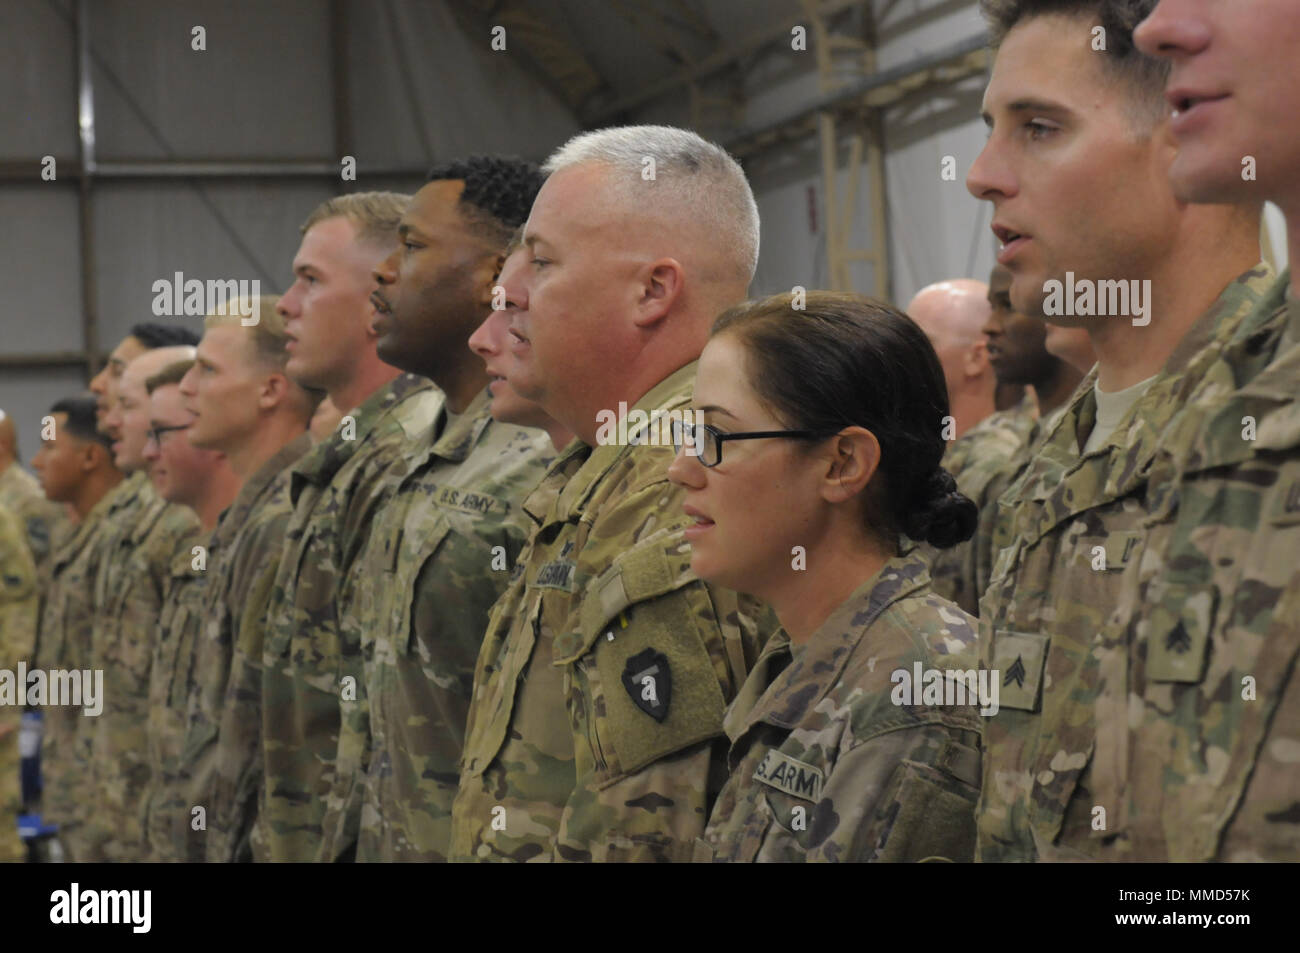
259 193 443 862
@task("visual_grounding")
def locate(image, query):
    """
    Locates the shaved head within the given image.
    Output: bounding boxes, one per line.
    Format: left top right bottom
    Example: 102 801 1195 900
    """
907 279 996 438
907 280 993 354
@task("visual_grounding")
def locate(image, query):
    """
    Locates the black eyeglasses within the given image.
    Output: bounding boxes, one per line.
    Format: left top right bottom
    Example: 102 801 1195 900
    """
146 423 191 446
669 418 825 468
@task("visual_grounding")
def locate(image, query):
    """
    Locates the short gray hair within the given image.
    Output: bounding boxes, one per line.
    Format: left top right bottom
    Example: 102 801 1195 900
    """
541 125 760 284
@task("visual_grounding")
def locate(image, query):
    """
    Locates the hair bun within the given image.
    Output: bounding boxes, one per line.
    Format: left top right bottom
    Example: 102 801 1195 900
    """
903 469 978 549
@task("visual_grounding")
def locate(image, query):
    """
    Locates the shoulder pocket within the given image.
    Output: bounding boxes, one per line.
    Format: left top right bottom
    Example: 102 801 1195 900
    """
569 541 727 780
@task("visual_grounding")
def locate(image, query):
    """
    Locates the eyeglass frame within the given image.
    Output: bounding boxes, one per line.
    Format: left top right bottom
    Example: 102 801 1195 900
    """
145 423 192 446
669 418 828 468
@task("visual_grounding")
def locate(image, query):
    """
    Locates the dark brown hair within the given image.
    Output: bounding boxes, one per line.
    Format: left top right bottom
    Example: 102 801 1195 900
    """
981 0 1170 124
712 291 977 550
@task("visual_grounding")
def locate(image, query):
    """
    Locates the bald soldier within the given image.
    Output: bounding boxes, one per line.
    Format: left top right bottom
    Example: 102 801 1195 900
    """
138 357 242 861
176 297 315 864
0 503 38 863
261 192 442 862
907 279 1002 439
83 343 202 861
967 0 1276 861
451 126 776 862
30 395 123 861
0 410 69 588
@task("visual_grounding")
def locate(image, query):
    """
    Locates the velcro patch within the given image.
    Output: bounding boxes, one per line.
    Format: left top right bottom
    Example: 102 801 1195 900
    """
753 750 824 802
991 630 1050 711
435 485 506 517
621 648 671 722
1146 584 1215 683
534 560 577 592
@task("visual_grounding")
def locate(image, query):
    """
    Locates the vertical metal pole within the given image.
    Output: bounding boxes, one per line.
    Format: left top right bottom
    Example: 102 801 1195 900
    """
75 0 99 380
330 0 353 189
818 111 844 291
862 10 891 302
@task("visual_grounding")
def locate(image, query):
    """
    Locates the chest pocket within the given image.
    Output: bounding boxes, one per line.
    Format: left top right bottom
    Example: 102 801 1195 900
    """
560 543 727 784
262 525 325 666
382 519 453 658
1089 530 1142 572
165 605 198 709
460 592 542 779
103 562 162 684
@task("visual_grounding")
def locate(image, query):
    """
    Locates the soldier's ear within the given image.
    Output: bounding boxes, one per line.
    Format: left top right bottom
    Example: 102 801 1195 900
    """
81 440 108 472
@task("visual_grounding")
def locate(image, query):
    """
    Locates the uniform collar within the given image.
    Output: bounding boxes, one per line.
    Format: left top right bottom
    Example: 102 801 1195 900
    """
291 373 433 499
1011 263 1277 544
52 481 121 568
524 361 698 527
214 432 312 549
725 551 934 741
423 387 495 467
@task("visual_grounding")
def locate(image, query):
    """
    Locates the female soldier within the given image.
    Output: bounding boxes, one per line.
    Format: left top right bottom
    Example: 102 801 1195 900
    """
668 290 984 862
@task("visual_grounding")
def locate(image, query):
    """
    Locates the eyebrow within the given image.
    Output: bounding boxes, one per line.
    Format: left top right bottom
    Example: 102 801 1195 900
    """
694 404 736 420
982 97 1072 127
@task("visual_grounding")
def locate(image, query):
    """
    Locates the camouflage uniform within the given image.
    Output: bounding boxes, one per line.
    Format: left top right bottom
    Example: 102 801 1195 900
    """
698 553 982 862
37 475 125 861
452 362 775 862
1055 273 1300 861
0 463 69 593
261 376 441 861
0 504 38 863
322 388 553 863
976 263 1279 862
83 472 200 861
926 394 1041 616
141 544 208 862
196 433 312 863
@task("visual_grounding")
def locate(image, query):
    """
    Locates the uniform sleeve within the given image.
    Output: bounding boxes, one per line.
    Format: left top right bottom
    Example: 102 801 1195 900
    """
208 555 282 862
316 570 369 864
554 569 765 861
0 512 36 862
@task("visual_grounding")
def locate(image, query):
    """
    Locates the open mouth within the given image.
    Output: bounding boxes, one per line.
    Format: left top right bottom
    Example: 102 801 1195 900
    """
683 505 714 530
992 224 1031 264
370 291 392 315
1170 91 1227 116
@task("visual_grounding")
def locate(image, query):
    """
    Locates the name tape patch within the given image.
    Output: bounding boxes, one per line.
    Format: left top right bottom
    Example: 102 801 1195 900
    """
753 750 824 802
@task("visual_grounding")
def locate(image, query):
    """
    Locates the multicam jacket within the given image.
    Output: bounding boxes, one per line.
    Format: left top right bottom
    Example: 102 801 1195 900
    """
699 552 983 862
